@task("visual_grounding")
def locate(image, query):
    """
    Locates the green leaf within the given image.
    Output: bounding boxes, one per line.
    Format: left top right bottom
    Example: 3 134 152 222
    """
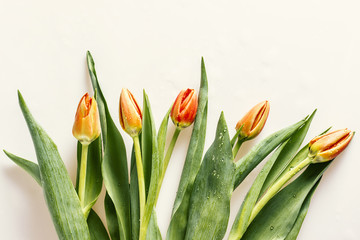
4 150 41 185
241 162 330 240
259 110 316 197
130 145 140 240
140 91 160 238
104 193 120 240
233 117 306 189
228 142 288 240
146 210 162 240
4 151 109 240
157 107 171 175
229 111 317 239
284 180 321 240
88 209 110 240
185 112 234 240
75 137 103 218
87 51 131 240
17 91 90 239
167 57 208 240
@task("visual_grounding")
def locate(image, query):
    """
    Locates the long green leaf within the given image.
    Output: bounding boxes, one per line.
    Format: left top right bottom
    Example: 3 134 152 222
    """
4 151 109 240
87 51 131 240
259 110 316 197
233 118 306 189
229 111 316 239
241 162 330 240
157 107 171 178
185 112 234 240
104 194 120 240
17 91 90 239
167 57 208 240
284 180 321 240
228 142 288 240
130 146 140 240
88 210 111 240
4 150 41 185
75 137 103 218
141 91 160 238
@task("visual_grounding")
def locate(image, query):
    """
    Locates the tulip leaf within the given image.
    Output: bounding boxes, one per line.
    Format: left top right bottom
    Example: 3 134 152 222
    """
3 150 41 185
146 210 162 240
88 210 111 240
241 162 330 240
130 146 141 240
75 137 103 218
141 90 160 238
233 117 306 189
228 141 288 240
130 143 162 240
4 150 110 240
167 57 208 240
157 107 171 175
185 112 234 240
17 91 90 239
229 111 317 239
87 51 131 240
104 193 120 240
284 180 320 240
259 110 316 196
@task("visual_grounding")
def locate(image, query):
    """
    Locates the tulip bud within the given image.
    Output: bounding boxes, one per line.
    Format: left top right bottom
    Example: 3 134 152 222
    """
72 93 101 145
309 129 353 163
235 101 270 140
170 88 198 128
119 88 142 137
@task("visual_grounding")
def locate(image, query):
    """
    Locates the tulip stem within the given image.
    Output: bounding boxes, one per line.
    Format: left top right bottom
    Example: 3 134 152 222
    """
232 137 245 159
249 156 313 223
78 143 89 213
133 135 146 238
155 127 181 205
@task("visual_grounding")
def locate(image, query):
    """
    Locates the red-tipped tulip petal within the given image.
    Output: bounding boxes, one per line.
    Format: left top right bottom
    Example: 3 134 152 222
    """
72 93 101 145
309 129 354 163
170 88 198 128
235 101 270 140
119 88 142 137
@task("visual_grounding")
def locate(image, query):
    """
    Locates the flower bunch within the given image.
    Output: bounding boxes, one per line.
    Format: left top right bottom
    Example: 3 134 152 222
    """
5 52 353 240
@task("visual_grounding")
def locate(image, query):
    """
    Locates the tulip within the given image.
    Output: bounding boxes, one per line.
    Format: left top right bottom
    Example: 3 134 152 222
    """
72 93 101 215
119 88 142 137
249 129 353 225
72 93 101 145
170 88 198 128
309 129 354 163
235 100 270 140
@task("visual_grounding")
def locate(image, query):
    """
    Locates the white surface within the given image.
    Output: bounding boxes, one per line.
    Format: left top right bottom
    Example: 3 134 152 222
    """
1 1 359 239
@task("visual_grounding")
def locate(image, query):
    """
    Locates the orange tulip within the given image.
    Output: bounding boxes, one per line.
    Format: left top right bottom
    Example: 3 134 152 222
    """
119 88 142 137
170 88 198 128
235 101 270 140
309 129 353 163
72 93 101 145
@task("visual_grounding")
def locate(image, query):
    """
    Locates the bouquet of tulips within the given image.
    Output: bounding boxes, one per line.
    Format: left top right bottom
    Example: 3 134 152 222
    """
5 52 353 240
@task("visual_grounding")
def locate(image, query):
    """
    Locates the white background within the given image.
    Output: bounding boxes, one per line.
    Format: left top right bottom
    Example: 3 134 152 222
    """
1 1 359 239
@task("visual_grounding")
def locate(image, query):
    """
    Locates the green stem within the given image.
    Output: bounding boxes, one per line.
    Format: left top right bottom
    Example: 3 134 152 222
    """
249 156 313 223
78 143 89 211
155 127 181 205
232 137 245 158
133 135 146 239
